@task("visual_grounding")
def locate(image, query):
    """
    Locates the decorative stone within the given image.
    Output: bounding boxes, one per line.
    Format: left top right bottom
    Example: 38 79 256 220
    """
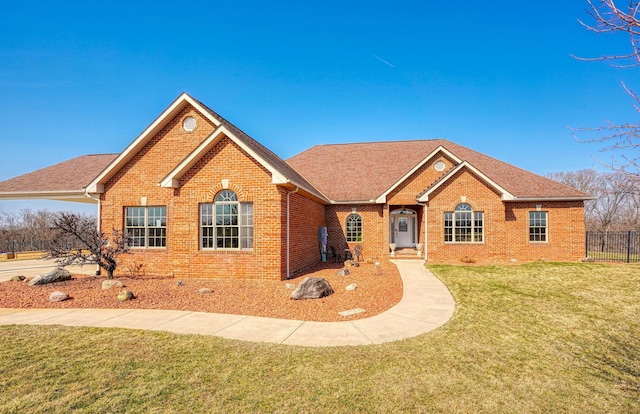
344 260 359 268
345 283 357 291
117 289 135 302
102 280 124 290
198 288 212 294
290 277 334 300
9 275 26 282
28 268 72 286
49 291 69 302
337 268 350 276
285 283 295 289
339 308 366 316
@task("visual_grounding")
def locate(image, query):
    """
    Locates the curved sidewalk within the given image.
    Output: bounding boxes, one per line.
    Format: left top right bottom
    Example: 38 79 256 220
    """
0 260 455 347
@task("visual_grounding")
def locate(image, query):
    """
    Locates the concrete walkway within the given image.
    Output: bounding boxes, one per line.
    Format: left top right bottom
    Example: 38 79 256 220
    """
0 260 455 347
0 258 98 282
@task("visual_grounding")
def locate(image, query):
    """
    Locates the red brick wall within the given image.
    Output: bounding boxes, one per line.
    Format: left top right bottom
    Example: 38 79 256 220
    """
286 191 326 277
424 168 586 263
325 204 387 260
100 105 324 280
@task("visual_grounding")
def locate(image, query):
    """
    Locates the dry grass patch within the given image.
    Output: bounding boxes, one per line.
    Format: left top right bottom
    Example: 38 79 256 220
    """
1 262 639 413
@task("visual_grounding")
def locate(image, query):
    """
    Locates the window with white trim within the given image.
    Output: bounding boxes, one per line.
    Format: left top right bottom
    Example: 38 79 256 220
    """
201 190 253 249
529 211 547 242
444 203 483 243
124 206 167 248
346 214 363 242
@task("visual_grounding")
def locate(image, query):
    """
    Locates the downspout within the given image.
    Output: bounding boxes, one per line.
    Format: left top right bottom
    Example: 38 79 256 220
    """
417 202 427 262
286 185 299 279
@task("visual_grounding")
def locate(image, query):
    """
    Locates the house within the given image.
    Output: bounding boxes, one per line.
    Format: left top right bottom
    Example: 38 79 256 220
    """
0 93 591 279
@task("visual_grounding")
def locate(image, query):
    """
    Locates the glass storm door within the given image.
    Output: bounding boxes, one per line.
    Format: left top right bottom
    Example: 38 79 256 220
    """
391 210 417 248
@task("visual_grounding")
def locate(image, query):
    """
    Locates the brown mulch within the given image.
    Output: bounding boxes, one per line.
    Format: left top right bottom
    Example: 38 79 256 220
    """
0 259 403 322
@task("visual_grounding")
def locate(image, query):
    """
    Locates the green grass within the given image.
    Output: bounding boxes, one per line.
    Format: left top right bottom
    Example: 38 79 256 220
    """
1 262 639 413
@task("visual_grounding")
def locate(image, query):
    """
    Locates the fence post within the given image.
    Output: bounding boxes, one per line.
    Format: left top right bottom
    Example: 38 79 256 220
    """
627 231 632 264
585 231 589 258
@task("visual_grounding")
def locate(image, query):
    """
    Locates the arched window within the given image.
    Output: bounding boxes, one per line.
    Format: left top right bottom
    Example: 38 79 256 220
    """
346 214 363 242
200 190 253 249
444 203 483 243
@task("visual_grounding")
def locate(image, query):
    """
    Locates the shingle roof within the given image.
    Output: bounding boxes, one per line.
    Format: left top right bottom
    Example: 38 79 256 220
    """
286 139 591 202
192 97 328 201
0 154 118 194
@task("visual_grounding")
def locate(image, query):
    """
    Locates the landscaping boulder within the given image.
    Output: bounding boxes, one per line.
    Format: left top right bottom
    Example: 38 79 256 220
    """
290 277 334 300
337 268 350 276
9 275 26 282
28 268 72 286
49 291 69 302
344 260 359 268
102 280 124 290
117 289 135 302
198 288 212 294
345 283 357 291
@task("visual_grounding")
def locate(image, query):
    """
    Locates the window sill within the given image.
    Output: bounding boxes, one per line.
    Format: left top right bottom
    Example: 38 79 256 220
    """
200 249 254 254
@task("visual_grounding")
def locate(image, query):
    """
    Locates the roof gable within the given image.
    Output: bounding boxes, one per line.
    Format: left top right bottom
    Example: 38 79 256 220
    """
86 93 328 202
417 161 515 202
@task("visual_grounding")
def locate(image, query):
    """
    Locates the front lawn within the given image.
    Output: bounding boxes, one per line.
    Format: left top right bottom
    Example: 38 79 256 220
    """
1 262 638 413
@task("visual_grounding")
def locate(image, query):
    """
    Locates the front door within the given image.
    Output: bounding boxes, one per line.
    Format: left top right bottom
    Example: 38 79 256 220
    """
391 209 417 248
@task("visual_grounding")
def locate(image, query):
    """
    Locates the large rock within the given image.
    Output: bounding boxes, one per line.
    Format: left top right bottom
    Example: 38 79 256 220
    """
28 268 72 286
49 291 69 302
117 289 135 302
10 275 26 282
102 280 124 290
290 277 334 300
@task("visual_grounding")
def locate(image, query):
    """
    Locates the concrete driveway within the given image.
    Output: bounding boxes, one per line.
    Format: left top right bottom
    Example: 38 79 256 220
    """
0 258 98 282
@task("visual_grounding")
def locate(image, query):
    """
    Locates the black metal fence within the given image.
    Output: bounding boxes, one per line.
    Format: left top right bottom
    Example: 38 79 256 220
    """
586 231 640 263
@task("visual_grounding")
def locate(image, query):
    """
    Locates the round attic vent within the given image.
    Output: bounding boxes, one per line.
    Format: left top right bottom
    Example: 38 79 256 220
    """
182 116 197 132
434 160 446 172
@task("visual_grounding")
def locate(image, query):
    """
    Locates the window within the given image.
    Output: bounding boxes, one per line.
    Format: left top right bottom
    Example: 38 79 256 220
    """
346 214 363 242
529 211 547 242
201 190 253 250
444 203 483 243
124 206 166 248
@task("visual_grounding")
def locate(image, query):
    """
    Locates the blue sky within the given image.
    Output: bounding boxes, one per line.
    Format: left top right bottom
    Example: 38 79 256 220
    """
0 1 637 214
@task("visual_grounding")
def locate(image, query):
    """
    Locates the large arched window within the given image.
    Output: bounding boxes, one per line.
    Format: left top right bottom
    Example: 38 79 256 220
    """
444 203 483 243
200 190 253 249
346 213 363 242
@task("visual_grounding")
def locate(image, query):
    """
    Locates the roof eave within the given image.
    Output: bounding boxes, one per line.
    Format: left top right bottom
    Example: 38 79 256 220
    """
0 190 97 204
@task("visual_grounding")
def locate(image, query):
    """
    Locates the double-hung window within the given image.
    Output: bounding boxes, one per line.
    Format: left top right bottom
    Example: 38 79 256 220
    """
444 203 484 243
529 211 547 242
124 206 167 248
201 190 253 250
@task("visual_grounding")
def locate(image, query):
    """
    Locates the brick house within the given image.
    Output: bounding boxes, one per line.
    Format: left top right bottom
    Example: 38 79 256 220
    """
0 93 591 279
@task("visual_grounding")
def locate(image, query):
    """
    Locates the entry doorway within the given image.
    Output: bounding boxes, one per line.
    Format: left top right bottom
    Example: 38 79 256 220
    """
391 208 418 248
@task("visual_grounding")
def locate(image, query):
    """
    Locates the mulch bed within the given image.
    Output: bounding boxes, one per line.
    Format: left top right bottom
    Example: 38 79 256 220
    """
0 259 403 322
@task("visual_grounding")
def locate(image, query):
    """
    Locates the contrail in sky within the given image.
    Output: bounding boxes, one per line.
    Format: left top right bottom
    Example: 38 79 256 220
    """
370 53 394 67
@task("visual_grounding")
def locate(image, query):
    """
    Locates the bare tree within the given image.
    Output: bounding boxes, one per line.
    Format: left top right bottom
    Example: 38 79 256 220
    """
573 0 640 175
547 169 640 231
0 209 57 252
46 212 129 279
